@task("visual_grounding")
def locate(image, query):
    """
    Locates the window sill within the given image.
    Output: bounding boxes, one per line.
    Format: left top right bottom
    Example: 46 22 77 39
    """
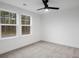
1 36 17 40
22 34 32 37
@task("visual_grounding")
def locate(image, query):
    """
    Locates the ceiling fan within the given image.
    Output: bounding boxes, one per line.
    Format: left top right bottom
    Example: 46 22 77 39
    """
37 0 59 11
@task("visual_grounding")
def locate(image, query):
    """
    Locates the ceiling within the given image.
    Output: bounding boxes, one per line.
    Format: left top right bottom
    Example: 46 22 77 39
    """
0 0 79 14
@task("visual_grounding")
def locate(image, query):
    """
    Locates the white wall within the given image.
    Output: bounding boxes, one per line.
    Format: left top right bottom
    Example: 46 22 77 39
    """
0 2 41 54
42 7 79 48
0 0 79 55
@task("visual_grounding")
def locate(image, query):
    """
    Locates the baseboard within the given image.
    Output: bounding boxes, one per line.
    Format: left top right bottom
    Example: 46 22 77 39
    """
43 40 79 49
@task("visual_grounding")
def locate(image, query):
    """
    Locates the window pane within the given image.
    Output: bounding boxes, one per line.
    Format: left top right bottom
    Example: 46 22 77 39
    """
1 11 9 17
5 17 10 24
1 17 5 24
10 13 16 24
21 15 30 25
1 26 16 37
22 26 30 34
0 10 16 24
26 20 30 25
21 15 26 25
0 11 9 24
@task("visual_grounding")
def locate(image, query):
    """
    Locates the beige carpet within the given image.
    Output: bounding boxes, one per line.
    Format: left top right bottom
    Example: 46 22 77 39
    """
0 41 79 58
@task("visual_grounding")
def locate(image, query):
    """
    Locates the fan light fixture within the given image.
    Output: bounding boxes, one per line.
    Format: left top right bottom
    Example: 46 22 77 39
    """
45 9 49 12
37 0 59 11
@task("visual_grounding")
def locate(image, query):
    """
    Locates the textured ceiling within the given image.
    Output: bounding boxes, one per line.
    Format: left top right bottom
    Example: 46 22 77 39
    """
0 0 79 14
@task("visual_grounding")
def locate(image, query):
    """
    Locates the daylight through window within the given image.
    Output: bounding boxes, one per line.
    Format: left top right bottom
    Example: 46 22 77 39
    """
21 15 30 35
0 10 16 37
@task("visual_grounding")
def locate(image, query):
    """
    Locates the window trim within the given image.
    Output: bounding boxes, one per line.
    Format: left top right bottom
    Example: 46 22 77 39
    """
0 9 17 39
0 9 32 40
21 14 32 36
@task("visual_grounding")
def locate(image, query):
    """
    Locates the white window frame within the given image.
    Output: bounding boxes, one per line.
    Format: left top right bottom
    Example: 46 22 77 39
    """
0 9 32 40
0 9 17 40
20 14 32 36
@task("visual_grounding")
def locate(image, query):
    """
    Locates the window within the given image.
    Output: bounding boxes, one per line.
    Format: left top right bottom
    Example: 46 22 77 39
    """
1 26 16 37
0 10 16 37
21 15 31 35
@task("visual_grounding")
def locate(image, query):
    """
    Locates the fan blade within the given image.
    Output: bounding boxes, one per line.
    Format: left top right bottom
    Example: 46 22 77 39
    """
37 8 45 10
48 7 59 10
